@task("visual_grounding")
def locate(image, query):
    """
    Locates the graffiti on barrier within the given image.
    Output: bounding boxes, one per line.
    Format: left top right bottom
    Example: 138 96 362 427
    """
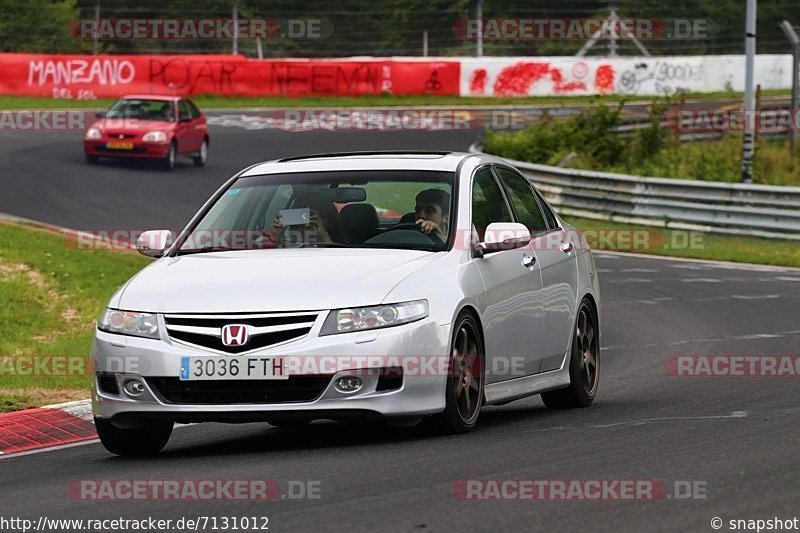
492 62 588 96
618 60 705 95
28 59 136 86
148 58 237 94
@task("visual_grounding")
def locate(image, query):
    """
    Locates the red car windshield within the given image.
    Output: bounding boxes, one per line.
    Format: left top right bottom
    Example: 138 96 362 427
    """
106 99 175 122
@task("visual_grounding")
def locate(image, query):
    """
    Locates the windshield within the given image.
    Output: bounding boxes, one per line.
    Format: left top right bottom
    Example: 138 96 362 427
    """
176 170 455 254
106 99 175 122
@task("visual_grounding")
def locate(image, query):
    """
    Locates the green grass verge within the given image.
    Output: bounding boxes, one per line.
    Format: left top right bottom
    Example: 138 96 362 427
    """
598 134 800 187
0 221 151 411
564 216 800 267
0 89 791 110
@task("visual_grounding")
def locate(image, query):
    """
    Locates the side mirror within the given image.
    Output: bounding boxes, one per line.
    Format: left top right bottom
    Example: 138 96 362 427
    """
474 222 531 257
95 111 106 118
135 230 175 258
179 115 192 123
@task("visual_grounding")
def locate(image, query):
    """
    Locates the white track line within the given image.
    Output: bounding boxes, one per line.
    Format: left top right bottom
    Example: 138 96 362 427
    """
594 249 800 272
0 439 101 460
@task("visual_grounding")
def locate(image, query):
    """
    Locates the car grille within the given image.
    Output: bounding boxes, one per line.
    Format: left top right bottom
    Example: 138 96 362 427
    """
105 132 137 139
164 312 319 354
147 376 331 404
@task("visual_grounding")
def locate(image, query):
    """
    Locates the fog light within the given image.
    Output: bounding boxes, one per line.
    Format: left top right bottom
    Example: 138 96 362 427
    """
123 379 145 396
335 376 363 393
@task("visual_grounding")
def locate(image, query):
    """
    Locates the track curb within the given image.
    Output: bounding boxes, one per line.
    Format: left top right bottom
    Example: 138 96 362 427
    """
0 400 94 457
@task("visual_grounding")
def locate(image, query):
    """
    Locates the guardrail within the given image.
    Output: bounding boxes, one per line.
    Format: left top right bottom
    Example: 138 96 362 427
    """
469 143 800 240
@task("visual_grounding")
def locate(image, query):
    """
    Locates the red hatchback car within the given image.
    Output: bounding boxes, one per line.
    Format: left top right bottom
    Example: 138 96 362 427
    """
84 95 209 170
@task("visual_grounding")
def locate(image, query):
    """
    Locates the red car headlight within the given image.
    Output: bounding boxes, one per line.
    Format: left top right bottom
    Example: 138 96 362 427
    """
142 130 168 142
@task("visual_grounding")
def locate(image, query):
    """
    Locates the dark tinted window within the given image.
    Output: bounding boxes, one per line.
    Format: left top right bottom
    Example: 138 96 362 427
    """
472 167 512 241
186 99 201 119
178 100 192 121
495 167 548 234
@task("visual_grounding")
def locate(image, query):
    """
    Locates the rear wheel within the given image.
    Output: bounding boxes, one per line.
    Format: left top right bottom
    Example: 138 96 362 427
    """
193 138 208 167
94 417 173 456
541 300 599 409
433 314 484 433
162 141 177 171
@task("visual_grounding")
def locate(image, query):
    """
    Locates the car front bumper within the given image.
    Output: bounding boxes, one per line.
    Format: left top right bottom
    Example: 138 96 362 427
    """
84 140 171 159
92 317 451 425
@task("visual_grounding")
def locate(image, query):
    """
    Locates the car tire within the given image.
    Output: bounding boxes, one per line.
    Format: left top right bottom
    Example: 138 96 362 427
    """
94 417 173 456
193 138 208 167
541 299 599 409
433 313 485 434
162 141 177 171
86 154 98 164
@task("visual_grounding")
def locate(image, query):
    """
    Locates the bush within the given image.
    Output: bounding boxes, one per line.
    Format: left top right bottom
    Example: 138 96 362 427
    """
485 97 800 186
486 104 625 168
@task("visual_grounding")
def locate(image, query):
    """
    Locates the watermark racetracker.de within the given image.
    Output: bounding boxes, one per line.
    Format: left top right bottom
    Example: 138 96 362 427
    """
69 18 332 41
452 18 712 41
453 479 708 500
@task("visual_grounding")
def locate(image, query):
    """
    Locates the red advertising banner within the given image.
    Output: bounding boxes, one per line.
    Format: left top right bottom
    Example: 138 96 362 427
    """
0 53 459 99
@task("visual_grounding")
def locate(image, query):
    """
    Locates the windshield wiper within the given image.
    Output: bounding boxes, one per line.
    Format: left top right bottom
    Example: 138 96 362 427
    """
174 245 242 256
304 242 353 248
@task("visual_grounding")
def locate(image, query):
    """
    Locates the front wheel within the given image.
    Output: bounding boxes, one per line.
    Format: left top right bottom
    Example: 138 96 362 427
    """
541 300 599 409
94 417 173 456
193 139 208 167
433 314 485 434
162 142 177 171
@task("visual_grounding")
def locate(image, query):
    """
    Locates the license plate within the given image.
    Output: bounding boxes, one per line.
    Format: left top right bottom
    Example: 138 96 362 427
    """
106 140 133 150
180 356 287 381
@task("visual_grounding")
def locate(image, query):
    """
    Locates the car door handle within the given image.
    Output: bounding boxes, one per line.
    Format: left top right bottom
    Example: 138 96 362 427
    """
560 242 574 254
522 254 536 268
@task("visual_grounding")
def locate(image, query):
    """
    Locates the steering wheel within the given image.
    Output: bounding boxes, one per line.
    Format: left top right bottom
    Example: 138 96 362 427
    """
383 222 445 246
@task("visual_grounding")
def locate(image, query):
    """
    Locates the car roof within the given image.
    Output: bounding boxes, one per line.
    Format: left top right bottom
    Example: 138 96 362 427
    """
119 95 183 102
240 151 478 176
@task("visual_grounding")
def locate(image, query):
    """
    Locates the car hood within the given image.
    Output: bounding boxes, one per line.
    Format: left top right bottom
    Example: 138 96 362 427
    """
94 118 174 132
115 248 442 313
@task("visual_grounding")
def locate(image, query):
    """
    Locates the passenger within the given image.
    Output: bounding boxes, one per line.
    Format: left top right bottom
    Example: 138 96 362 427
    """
270 201 345 246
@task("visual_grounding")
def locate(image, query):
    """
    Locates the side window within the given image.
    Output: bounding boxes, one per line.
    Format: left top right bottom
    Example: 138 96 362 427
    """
187 99 201 119
178 100 192 122
534 189 560 230
495 167 548 234
472 167 512 241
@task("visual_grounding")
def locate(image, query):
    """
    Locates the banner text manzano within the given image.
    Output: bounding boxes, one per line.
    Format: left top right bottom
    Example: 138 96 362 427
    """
0 53 460 98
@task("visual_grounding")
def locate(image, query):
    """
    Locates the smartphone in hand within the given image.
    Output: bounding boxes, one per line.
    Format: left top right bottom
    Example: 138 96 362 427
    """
278 208 311 226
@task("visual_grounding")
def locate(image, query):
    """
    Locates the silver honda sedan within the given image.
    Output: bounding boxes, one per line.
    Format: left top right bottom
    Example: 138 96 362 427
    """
92 151 601 455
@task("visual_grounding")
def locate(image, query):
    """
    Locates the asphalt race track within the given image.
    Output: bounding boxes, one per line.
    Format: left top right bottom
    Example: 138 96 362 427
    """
1 118 800 532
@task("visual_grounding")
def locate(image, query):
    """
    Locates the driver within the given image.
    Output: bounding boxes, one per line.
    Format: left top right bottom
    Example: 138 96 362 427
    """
414 188 450 241
159 103 174 121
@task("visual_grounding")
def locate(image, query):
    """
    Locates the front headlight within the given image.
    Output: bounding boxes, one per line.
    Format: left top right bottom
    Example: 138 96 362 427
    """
85 127 102 140
320 300 428 336
142 130 168 142
97 308 160 339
